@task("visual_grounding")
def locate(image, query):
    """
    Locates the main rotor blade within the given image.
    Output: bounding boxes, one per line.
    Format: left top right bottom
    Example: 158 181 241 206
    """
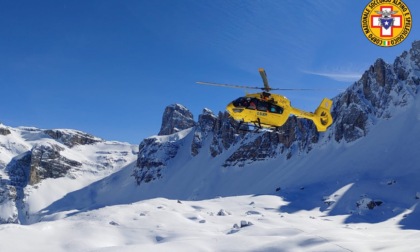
258 68 271 92
272 88 329 91
273 88 344 91
197 81 341 92
196 81 263 90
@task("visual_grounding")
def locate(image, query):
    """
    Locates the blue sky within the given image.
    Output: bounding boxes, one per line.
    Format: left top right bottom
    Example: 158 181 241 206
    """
1 0 419 143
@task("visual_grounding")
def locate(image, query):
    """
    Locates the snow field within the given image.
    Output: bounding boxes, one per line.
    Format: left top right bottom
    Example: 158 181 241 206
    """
1 195 420 252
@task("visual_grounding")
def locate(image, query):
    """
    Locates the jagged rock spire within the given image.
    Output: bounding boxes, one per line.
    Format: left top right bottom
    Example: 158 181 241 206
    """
158 104 196 136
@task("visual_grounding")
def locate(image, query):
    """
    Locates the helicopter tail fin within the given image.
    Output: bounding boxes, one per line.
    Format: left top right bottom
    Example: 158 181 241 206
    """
313 98 333 132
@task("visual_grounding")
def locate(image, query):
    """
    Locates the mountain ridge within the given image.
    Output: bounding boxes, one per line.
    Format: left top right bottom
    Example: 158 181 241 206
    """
0 125 138 224
0 41 419 227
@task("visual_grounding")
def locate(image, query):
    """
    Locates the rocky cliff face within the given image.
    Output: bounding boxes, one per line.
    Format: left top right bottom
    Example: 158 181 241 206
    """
134 40 420 185
0 125 11 136
44 129 102 148
158 104 196 136
332 41 420 142
5 131 100 186
134 137 180 184
28 143 83 185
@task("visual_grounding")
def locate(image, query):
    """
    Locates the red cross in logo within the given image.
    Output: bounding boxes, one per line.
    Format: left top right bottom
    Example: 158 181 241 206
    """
371 6 402 37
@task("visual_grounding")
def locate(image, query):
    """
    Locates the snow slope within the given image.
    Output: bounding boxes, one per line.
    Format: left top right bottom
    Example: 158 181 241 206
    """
1 195 420 252
0 98 419 251
7 85 415 252
38 94 420 221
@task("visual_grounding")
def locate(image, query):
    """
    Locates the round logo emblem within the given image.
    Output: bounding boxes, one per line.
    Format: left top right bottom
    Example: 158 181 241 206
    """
361 0 412 47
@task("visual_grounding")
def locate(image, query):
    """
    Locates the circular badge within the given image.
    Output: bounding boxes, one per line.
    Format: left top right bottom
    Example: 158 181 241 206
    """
361 0 412 47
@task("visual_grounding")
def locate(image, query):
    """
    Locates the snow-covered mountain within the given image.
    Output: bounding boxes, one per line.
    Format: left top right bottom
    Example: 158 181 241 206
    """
1 41 420 251
0 126 138 224
128 41 420 226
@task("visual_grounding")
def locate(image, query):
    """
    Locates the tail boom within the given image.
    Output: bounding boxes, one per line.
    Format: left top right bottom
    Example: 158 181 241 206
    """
290 98 333 132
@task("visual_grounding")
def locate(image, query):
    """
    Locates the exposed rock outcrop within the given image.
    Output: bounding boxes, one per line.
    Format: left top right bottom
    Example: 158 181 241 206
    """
6 152 32 188
29 143 82 185
209 111 242 157
191 108 218 156
0 125 11 136
2 152 32 224
5 143 83 186
134 137 179 184
44 129 102 148
0 183 18 224
158 104 196 136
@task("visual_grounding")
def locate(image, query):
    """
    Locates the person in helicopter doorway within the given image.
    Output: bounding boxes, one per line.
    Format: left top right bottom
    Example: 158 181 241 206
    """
248 99 256 110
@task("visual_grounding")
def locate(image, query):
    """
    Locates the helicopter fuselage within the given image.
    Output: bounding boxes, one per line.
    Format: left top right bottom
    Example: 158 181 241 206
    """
226 92 333 132
198 68 333 132
226 93 291 128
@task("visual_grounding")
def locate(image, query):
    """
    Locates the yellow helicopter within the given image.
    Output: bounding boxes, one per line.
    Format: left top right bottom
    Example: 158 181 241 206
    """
197 68 333 132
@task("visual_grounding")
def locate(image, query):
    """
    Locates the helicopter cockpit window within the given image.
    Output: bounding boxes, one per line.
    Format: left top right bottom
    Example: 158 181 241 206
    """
257 100 268 111
232 97 248 107
269 104 283 114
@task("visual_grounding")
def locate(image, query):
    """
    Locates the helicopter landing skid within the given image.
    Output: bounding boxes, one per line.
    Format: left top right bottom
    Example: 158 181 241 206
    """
230 120 258 133
233 120 284 134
